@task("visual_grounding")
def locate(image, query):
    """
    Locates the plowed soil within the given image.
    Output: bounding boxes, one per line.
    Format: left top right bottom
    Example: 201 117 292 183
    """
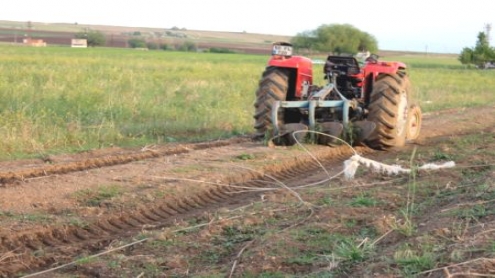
2 105 495 277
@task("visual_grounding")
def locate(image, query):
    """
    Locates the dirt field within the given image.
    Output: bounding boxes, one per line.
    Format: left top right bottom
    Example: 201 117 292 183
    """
2 106 495 277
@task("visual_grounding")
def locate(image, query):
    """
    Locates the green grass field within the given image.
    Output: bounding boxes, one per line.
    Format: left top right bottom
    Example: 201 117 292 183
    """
0 45 494 159
386 55 495 111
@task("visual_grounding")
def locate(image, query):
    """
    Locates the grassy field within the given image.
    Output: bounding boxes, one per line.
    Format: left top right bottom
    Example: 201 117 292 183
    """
0 46 263 158
0 45 494 159
386 55 495 111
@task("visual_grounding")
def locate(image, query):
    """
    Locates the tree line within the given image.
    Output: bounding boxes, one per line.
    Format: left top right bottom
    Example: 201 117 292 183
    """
74 30 235 53
74 24 378 55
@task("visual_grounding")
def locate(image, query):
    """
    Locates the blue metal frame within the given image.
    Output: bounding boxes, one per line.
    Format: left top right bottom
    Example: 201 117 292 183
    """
271 99 350 136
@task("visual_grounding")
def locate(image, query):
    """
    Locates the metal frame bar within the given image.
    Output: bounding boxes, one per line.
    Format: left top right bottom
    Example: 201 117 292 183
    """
271 99 350 136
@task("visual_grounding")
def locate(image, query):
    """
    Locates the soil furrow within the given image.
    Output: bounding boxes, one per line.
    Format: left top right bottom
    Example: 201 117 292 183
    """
0 144 358 277
0 137 249 187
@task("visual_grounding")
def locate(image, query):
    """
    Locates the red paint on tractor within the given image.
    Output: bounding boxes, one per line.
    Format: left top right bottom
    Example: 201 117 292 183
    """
267 55 313 98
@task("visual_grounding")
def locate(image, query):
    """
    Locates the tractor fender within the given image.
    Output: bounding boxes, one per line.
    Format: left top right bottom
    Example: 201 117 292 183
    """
267 55 313 98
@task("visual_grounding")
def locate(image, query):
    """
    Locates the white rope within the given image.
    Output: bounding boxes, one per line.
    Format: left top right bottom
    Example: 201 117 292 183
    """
344 154 456 179
272 130 456 179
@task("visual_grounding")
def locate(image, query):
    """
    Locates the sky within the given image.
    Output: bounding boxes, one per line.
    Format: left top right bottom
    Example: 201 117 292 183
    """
2 0 495 53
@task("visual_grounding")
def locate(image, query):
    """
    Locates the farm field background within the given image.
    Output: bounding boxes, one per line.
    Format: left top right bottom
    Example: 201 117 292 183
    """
0 20 291 53
1 45 495 160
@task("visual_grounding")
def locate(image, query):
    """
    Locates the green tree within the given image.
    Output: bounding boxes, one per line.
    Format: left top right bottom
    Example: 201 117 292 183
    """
290 30 317 52
291 24 378 54
75 30 106 47
458 47 474 64
459 32 495 67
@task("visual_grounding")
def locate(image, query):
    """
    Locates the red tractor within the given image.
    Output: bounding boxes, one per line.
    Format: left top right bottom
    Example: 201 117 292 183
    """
253 42 422 149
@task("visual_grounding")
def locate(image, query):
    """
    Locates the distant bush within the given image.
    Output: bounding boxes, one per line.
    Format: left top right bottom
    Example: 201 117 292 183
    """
177 41 197 52
75 30 106 47
165 31 187 38
208 47 236 54
146 42 159 50
128 38 146 48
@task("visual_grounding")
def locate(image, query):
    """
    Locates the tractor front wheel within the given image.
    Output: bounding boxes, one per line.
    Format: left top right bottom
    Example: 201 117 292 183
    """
365 74 410 150
253 67 289 139
406 104 422 141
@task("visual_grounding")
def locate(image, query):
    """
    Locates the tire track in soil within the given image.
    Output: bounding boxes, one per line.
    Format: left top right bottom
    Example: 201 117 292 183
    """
0 145 371 277
0 137 249 187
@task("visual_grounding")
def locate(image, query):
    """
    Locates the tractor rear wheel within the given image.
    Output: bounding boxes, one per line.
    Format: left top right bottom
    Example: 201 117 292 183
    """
253 67 289 139
365 73 410 150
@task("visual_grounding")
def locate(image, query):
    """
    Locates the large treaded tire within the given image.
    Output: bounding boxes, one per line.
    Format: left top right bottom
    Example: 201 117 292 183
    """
253 67 289 139
365 73 410 150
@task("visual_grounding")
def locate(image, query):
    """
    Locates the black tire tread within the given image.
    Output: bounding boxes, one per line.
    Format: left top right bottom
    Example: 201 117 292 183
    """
366 74 409 150
253 67 289 139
